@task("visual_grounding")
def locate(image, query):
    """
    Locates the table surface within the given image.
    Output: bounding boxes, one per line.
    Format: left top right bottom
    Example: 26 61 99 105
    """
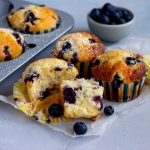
0 0 150 150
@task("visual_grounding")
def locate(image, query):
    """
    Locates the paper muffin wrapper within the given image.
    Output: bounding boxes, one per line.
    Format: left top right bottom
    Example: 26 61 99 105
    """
95 75 146 102
74 61 93 79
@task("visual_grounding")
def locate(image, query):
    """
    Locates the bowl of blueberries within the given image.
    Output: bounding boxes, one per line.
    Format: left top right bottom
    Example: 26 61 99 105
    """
88 3 134 42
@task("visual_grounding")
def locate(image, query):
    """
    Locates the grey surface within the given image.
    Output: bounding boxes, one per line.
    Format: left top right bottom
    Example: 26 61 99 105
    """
0 0 150 150
0 0 74 82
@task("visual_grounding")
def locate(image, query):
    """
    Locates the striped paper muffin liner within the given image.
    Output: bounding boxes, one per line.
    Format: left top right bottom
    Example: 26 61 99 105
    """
95 75 146 102
74 61 93 79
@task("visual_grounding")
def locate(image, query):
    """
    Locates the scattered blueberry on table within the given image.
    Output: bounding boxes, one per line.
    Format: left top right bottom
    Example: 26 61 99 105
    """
90 3 133 25
104 106 114 116
73 122 87 135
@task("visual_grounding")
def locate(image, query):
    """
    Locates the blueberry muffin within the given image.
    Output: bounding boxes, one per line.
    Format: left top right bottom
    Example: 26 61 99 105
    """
60 78 104 120
92 50 147 102
13 58 78 123
51 32 105 78
0 28 26 62
7 5 60 34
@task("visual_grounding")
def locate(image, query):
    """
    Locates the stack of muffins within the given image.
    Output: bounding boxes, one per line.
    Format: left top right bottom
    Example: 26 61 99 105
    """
13 31 147 125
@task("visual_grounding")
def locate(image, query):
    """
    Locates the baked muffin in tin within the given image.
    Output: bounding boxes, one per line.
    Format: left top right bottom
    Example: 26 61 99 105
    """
7 5 60 34
92 50 147 102
51 32 105 78
13 58 78 124
0 28 26 62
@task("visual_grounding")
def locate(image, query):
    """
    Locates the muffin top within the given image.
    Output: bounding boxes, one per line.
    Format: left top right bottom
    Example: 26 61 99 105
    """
92 50 147 83
7 5 60 34
0 28 26 62
51 32 105 63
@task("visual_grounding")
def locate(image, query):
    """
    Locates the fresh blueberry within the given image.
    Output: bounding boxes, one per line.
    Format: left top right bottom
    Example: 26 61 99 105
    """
104 106 114 116
97 14 110 24
73 122 87 135
125 57 141 66
62 42 71 52
116 8 123 18
48 104 64 117
111 11 121 20
102 3 116 13
116 18 126 24
122 10 133 22
90 8 101 20
63 87 76 104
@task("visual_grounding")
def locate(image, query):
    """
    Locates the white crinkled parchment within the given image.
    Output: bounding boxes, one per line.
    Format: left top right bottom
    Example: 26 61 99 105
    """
0 36 150 137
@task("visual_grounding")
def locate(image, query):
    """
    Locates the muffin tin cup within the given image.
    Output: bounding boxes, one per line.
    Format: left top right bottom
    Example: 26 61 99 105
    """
74 61 93 79
0 0 74 83
96 75 146 102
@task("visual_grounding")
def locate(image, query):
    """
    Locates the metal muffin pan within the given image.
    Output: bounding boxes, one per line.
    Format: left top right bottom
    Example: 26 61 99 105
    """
0 0 74 82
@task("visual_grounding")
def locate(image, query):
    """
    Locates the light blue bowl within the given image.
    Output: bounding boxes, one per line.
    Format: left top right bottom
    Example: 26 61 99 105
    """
87 8 135 42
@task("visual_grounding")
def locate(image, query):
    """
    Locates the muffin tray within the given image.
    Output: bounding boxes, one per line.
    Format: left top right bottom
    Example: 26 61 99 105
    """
0 0 74 83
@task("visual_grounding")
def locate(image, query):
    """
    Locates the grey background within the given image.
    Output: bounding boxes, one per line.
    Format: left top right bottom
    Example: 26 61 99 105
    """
0 0 150 150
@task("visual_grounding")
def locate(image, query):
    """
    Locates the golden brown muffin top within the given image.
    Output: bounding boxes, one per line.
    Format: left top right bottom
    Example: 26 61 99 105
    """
7 5 59 33
51 32 105 63
0 28 25 62
92 50 147 83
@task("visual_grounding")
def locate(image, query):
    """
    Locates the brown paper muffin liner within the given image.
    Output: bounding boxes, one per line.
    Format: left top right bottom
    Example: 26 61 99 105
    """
95 75 146 102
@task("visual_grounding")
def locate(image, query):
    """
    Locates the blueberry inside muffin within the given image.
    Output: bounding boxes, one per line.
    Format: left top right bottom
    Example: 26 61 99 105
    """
0 28 26 62
7 5 60 34
60 78 104 120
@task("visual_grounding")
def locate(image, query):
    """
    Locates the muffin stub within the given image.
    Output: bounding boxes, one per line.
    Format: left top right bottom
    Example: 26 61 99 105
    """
7 5 60 34
92 50 147 102
143 55 150 84
13 58 78 123
60 78 104 120
0 28 26 62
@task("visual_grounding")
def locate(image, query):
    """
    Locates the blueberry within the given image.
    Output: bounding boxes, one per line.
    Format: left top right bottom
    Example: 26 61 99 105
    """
122 10 133 22
62 42 71 52
116 18 126 24
90 8 101 20
102 3 116 13
73 122 87 135
125 57 141 66
116 8 123 18
55 67 62 71
111 11 121 20
24 72 39 84
89 38 96 43
39 88 51 100
48 104 64 117
112 74 123 88
3 46 11 61
93 95 102 102
104 106 114 116
97 14 110 24
24 10 39 25
71 52 78 63
63 87 76 104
